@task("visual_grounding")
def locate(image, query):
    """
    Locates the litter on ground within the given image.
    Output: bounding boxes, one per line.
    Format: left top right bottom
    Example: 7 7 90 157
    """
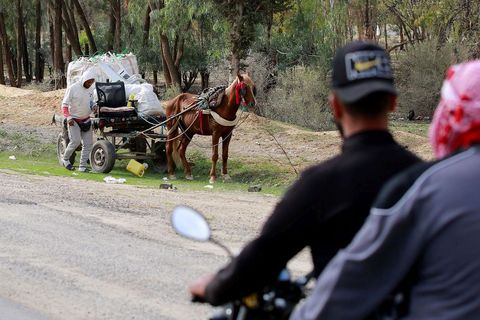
104 176 126 184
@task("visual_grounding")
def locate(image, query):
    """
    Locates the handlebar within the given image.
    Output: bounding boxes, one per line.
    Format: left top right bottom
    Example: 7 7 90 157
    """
191 295 206 303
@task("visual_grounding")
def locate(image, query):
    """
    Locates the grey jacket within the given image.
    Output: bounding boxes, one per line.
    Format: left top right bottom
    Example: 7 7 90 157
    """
291 146 480 320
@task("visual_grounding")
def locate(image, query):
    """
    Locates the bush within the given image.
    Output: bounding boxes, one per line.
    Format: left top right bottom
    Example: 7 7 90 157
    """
263 66 334 131
394 40 471 118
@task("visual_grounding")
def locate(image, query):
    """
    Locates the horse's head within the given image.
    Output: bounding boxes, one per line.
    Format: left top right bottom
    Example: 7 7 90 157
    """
235 73 256 110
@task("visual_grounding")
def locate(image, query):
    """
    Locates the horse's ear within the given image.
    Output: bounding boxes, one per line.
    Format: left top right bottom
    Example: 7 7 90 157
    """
237 73 244 82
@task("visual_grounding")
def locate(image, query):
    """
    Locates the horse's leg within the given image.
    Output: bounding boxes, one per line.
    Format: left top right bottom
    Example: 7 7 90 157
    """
221 131 233 182
178 135 194 180
209 132 221 184
166 134 177 180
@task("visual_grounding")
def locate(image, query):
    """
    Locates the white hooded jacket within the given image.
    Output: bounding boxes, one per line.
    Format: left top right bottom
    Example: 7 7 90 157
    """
62 68 96 120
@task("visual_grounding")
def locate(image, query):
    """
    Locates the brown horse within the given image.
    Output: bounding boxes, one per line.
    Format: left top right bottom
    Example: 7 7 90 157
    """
164 73 256 183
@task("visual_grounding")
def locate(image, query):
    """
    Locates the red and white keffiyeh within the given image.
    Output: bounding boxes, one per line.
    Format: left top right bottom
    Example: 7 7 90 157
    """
429 60 480 159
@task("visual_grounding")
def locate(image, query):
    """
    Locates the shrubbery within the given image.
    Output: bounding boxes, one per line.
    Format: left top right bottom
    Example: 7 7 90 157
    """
394 40 471 119
262 66 334 131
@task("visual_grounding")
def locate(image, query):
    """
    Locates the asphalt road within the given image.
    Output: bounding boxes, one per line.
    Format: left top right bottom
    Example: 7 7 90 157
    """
0 170 312 320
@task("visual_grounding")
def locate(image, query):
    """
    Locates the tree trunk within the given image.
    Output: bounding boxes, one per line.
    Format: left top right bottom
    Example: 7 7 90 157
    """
84 43 89 56
200 69 209 90
161 55 172 87
16 0 23 87
59 0 82 56
0 45 5 85
35 0 44 82
107 2 115 51
399 23 404 50
0 12 16 86
66 0 79 42
384 23 388 50
153 69 158 85
109 0 121 52
66 43 72 62
143 6 151 48
160 33 180 88
229 2 244 78
54 0 66 88
49 6 55 66
20 12 31 83
72 0 97 53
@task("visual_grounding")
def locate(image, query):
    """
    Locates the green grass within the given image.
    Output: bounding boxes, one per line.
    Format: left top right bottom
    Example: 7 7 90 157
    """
390 121 430 137
0 132 294 196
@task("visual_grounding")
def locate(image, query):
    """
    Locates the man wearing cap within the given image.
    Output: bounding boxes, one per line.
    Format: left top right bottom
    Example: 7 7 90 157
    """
61 68 97 172
290 59 480 320
189 41 421 308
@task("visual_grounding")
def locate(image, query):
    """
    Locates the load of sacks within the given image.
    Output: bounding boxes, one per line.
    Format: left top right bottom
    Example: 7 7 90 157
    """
66 52 164 116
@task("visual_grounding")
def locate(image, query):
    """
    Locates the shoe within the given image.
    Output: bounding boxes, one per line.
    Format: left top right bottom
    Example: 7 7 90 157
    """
62 159 75 171
78 166 90 173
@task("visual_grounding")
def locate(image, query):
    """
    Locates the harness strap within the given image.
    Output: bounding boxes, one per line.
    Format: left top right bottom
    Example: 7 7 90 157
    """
198 109 204 134
202 110 239 126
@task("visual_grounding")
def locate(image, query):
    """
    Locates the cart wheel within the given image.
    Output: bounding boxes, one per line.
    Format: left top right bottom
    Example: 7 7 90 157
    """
90 140 116 173
148 141 167 173
57 133 76 166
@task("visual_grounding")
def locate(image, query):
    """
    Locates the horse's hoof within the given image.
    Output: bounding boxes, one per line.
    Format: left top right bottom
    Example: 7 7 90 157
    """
209 177 216 184
185 175 194 181
222 174 231 182
168 175 177 180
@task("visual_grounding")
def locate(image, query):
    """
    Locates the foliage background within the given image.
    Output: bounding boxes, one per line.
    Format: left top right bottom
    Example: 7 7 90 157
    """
1 0 479 130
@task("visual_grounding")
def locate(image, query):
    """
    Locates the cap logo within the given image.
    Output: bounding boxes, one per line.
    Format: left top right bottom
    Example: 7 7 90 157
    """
345 50 392 81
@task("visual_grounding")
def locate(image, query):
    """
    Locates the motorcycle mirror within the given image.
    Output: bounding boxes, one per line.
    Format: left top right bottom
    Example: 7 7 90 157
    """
171 206 211 242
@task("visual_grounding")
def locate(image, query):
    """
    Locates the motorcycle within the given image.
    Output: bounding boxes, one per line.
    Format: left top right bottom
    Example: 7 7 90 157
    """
171 205 313 320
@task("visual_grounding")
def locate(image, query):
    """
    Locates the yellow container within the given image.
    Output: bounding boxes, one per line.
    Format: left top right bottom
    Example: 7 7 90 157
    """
127 94 135 108
126 159 145 177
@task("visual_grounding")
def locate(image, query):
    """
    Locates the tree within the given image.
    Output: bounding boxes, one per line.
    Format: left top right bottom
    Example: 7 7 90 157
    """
16 0 23 87
0 11 16 86
59 0 83 56
212 0 292 77
54 0 66 88
107 0 121 52
34 0 44 82
0 44 4 84
72 0 97 54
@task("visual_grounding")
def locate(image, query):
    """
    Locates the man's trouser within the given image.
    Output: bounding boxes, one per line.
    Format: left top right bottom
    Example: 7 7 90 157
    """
63 121 93 168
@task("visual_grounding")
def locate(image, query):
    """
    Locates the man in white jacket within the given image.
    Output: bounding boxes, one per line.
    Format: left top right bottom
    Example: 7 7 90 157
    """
61 68 97 172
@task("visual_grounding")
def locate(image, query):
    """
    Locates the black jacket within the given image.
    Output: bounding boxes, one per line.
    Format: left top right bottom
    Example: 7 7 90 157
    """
205 130 422 305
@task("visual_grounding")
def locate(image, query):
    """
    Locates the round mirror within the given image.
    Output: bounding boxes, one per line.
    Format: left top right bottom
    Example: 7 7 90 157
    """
171 206 211 242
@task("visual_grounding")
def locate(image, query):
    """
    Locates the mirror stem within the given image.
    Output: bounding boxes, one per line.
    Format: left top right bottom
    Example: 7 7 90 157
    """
211 237 234 259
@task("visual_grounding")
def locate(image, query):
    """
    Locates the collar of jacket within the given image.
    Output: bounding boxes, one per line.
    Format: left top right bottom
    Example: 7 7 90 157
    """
342 130 394 152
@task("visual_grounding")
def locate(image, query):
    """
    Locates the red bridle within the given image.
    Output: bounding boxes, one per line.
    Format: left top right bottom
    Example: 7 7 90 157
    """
235 82 247 105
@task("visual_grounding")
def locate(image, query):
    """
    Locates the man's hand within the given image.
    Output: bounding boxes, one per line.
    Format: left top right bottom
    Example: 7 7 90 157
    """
68 119 75 126
189 273 215 299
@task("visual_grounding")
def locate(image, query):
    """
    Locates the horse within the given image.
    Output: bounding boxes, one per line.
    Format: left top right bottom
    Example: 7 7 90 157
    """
164 73 257 184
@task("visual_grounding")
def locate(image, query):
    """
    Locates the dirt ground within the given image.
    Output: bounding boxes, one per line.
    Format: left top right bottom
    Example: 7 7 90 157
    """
0 84 433 319
0 84 432 168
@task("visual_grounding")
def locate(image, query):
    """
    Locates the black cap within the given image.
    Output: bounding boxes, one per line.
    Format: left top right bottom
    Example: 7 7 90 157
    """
332 41 397 104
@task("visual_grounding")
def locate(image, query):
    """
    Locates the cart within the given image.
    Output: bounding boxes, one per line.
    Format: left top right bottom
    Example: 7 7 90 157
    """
56 81 168 174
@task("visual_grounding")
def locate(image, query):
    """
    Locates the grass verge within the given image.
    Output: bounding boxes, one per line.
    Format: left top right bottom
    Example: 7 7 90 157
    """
0 134 295 196
389 121 430 137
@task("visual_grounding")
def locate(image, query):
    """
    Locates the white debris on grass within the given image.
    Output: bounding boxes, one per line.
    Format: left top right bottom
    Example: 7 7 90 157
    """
204 185 214 189
8 155 16 160
104 176 126 184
